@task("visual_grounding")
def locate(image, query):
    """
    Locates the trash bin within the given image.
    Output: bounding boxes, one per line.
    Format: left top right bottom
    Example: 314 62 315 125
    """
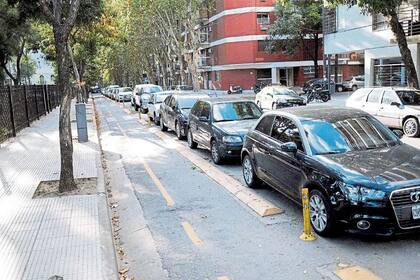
75 103 88 143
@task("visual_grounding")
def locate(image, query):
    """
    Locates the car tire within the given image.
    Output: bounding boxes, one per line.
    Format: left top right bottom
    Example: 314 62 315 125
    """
321 94 329 103
336 85 343 92
175 121 184 140
154 113 159 125
403 117 420 137
352 85 358 91
135 104 139 111
211 140 223 165
309 189 336 237
272 103 277 110
242 154 261 189
187 129 198 149
160 116 168 132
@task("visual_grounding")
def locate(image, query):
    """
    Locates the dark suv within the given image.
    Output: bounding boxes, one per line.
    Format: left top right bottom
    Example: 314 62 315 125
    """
160 93 208 139
241 106 420 236
187 98 262 164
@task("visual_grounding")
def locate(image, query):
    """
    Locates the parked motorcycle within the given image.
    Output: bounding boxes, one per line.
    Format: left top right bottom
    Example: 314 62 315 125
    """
307 88 330 103
227 85 243 94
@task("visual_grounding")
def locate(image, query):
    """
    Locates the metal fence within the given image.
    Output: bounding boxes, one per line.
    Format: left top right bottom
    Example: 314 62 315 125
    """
0 85 61 143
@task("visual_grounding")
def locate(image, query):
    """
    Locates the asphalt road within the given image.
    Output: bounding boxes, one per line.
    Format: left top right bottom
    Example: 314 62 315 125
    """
95 93 420 280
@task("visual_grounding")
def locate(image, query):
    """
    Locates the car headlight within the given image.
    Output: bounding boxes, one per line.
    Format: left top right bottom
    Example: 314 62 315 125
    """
222 135 242 143
339 183 386 205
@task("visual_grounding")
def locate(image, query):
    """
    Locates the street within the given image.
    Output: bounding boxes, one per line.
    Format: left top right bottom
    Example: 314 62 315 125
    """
95 93 420 280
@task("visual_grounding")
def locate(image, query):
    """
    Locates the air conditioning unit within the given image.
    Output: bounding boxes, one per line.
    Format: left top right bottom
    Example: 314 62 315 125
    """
208 48 213 54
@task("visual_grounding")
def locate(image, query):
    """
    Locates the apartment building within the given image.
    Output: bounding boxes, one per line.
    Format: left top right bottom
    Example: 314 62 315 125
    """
323 3 420 87
198 0 323 91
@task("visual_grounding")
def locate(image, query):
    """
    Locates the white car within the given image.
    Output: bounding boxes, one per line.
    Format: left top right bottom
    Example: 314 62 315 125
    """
105 85 119 98
147 91 171 125
116 87 133 102
346 87 420 137
255 85 306 110
131 84 163 111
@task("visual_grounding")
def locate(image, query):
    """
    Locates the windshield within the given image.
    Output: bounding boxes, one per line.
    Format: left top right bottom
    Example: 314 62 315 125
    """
213 102 262 122
145 86 162 93
396 90 420 105
273 88 298 96
177 97 200 109
302 116 399 155
156 94 168 103
120 87 132 92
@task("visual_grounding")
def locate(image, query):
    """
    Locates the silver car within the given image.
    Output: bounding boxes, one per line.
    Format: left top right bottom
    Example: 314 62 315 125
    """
343 75 364 91
346 87 420 137
147 91 170 125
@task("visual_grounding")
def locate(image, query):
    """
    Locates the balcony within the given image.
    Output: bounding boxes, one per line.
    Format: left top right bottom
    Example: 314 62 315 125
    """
198 56 211 70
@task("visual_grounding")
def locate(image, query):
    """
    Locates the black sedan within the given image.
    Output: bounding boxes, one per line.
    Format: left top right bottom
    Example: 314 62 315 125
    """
160 93 208 139
241 106 420 236
187 98 262 164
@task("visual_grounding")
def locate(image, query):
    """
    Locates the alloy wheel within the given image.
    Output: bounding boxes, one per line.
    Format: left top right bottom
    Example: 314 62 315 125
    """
403 118 419 137
243 157 253 185
211 141 220 163
309 194 328 232
176 123 182 139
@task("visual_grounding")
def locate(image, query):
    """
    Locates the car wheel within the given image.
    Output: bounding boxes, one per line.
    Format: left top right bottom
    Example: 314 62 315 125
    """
242 154 261 189
154 113 159 125
135 104 139 111
211 140 223 164
309 189 336 237
403 117 420 137
160 116 168 132
352 85 358 91
336 85 343 92
175 121 184 140
272 103 277 110
187 129 198 149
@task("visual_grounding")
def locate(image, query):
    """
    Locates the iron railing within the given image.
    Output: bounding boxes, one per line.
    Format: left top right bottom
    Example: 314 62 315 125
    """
0 85 61 143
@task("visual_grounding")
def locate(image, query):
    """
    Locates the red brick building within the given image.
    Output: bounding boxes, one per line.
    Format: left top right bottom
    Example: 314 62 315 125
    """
199 0 324 91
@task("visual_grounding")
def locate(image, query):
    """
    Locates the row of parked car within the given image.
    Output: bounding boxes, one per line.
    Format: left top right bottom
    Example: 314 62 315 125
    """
103 83 420 237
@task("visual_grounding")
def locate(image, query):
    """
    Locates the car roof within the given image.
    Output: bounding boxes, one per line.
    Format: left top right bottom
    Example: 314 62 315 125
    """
362 86 418 91
202 96 255 105
270 106 370 123
173 93 208 99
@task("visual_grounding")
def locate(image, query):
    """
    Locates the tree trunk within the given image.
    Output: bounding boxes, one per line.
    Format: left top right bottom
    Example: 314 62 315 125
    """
389 11 419 89
55 31 77 192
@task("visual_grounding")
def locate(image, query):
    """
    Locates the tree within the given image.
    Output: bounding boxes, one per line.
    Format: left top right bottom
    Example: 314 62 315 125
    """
326 0 419 88
269 0 322 78
40 0 82 192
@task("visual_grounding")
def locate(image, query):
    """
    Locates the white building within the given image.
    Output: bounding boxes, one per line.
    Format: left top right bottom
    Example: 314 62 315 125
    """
323 3 420 87
29 51 55 85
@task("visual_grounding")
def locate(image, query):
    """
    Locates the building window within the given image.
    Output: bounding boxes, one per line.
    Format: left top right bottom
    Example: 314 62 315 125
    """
303 66 315 77
322 8 336 34
257 13 270 25
257 40 272 52
215 71 221 82
256 69 272 87
373 57 407 87
372 13 388 31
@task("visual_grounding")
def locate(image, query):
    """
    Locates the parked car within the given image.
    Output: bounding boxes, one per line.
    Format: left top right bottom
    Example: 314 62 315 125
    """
116 87 133 102
105 85 119 98
241 106 420 236
343 75 364 91
227 85 243 95
147 91 171 125
188 98 262 164
170 85 194 91
160 93 208 139
303 79 343 93
131 84 163 111
255 85 306 110
346 87 420 137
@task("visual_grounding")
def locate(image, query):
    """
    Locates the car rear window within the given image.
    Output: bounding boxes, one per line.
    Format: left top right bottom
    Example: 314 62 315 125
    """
349 88 371 102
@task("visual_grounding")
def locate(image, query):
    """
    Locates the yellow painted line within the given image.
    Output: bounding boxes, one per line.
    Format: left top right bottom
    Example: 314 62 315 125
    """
181 222 203 246
335 266 382 280
217 277 230 280
143 161 175 207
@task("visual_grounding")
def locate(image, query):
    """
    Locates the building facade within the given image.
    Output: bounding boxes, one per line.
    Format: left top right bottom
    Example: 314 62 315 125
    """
323 3 420 87
199 0 323 91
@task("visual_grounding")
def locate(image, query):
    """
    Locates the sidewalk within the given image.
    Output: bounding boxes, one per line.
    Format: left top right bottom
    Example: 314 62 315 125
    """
0 101 117 279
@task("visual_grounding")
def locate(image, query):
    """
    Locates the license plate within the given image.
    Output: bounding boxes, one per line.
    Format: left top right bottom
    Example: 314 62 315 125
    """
412 204 420 219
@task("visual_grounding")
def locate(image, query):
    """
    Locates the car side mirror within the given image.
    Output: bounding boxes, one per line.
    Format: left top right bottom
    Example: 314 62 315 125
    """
390 101 401 107
280 142 298 154
199 116 209 122
393 130 404 139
